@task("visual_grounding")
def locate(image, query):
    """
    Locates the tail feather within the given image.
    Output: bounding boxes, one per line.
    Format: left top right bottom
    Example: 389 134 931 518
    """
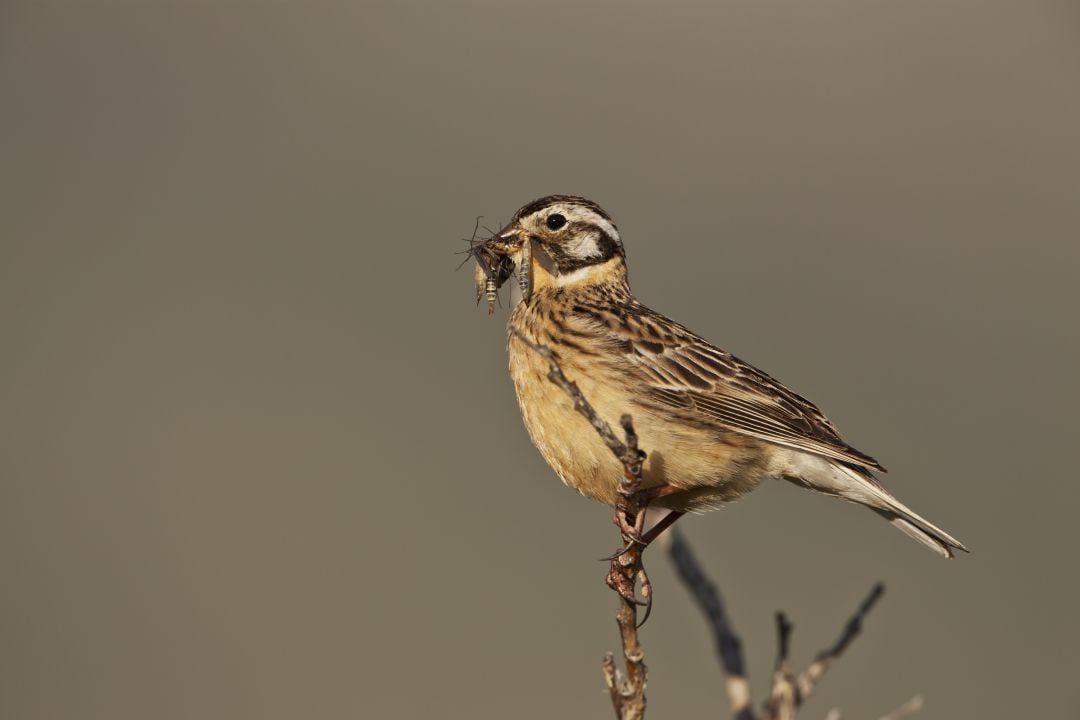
784 453 969 558
851 471 969 559
872 508 967 559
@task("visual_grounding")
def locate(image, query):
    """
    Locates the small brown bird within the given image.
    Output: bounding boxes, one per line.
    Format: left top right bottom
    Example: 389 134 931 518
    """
476 195 966 557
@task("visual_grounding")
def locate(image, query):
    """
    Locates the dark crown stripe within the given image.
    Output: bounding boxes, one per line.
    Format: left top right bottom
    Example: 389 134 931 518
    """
514 195 614 223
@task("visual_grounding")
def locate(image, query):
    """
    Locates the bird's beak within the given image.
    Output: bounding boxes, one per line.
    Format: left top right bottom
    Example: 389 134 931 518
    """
476 221 526 261
494 221 523 244
489 222 560 276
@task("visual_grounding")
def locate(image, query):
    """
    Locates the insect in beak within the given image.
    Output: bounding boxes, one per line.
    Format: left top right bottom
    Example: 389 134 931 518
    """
516 237 532 301
472 239 516 315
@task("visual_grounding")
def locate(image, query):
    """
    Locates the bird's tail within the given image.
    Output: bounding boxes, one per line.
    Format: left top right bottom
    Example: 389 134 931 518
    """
869 505 967 559
786 455 969 558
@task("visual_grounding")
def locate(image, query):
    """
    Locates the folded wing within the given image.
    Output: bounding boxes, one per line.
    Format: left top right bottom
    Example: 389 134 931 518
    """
616 306 885 472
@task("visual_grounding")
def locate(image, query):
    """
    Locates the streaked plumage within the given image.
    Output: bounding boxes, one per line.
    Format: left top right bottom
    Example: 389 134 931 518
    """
477 195 967 558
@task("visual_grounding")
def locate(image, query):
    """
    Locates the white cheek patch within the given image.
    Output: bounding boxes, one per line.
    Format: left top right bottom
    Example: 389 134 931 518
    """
565 230 601 260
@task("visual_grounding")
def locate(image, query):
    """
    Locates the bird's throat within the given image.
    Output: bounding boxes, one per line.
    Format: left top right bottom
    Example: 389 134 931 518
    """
527 253 627 293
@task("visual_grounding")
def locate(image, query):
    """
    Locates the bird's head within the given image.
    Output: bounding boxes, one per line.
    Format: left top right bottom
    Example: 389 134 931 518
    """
474 195 626 306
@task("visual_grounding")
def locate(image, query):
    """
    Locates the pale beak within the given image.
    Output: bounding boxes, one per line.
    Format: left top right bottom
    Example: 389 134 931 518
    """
495 221 523 242
477 221 526 259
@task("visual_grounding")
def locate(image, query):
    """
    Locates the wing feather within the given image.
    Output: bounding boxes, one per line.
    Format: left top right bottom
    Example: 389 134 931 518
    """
610 304 885 472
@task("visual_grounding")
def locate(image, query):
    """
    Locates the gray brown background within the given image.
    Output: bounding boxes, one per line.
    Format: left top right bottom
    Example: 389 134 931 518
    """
2 1 1079 718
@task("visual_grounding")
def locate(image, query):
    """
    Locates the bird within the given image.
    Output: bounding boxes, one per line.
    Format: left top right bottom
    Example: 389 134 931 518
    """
474 194 967 558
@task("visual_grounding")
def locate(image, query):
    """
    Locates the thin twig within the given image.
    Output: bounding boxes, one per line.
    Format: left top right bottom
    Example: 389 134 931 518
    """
764 613 797 720
774 612 793 676
664 527 755 720
795 583 886 707
604 416 648 719
609 416 648 720
508 328 627 456
511 328 648 719
602 653 623 715
878 695 924 720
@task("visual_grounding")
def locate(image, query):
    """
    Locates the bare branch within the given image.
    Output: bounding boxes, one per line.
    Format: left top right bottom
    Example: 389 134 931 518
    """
600 414 649 719
775 612 794 673
512 329 648 719
664 527 755 720
601 652 624 717
764 613 797 720
879 695 924 720
796 583 886 707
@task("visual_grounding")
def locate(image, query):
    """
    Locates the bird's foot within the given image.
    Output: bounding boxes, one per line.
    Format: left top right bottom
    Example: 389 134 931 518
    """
602 503 687 562
605 561 644 605
600 505 647 562
615 500 649 543
605 554 655 627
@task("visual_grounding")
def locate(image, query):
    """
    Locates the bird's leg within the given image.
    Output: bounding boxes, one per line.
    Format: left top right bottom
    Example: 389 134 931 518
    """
611 501 647 543
603 505 688 620
605 556 646 608
604 484 685 561
604 516 675 625
604 415 676 623
639 509 686 547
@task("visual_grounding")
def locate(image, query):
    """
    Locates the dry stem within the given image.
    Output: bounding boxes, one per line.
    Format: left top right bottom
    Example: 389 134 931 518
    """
879 695 924 720
764 612 797 720
510 328 648 719
794 583 886 709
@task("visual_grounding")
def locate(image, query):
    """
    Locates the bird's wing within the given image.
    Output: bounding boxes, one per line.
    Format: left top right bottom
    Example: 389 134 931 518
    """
612 305 885 472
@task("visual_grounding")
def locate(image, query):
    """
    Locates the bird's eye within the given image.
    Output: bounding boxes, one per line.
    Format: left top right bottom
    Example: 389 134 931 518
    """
546 213 567 230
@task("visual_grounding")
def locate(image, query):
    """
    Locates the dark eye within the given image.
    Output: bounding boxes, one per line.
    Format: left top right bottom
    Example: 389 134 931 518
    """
546 213 567 230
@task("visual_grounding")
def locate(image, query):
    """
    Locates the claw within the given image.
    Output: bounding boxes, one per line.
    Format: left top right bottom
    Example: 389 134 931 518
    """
605 563 648 607
636 566 654 628
598 547 628 562
598 538 645 562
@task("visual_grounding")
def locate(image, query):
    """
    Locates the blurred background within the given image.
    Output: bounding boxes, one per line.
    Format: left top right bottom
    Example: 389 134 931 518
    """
2 1 1079 718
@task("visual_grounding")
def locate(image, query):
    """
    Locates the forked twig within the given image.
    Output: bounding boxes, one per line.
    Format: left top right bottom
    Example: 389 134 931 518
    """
794 583 886 708
664 526 897 720
879 695 924 720
508 327 911 720
764 612 797 720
